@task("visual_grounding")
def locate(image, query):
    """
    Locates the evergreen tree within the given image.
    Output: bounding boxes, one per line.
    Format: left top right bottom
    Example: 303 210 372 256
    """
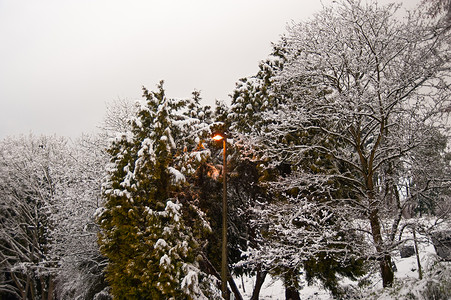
98 81 219 299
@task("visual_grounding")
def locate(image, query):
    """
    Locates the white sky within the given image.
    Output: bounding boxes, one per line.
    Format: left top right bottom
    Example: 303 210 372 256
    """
0 0 420 139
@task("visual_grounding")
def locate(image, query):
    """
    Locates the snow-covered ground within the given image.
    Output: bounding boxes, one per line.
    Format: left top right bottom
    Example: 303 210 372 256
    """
237 276 331 299
232 232 448 300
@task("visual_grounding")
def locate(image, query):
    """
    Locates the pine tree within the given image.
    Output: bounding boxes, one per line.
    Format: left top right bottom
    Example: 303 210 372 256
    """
98 81 219 299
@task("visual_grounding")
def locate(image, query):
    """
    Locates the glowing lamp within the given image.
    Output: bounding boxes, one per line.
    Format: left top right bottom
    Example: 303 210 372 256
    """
212 134 225 141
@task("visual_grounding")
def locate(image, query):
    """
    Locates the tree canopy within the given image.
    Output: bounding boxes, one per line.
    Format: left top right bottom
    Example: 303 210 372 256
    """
1 1 450 299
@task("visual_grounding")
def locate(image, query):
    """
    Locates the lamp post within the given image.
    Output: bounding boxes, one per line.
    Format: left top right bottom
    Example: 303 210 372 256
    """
212 133 228 299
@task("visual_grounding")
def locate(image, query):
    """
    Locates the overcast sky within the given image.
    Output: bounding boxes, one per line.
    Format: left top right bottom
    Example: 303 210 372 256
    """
0 0 420 139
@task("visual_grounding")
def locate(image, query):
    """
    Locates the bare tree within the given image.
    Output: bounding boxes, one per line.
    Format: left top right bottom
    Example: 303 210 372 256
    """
245 0 450 288
0 135 68 299
100 97 137 138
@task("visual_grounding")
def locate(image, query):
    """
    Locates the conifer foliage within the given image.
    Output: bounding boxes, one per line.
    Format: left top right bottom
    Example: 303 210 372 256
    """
97 81 218 299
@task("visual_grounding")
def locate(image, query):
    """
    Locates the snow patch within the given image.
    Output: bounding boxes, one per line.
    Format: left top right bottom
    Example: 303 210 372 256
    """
168 167 186 183
155 239 167 250
160 254 171 267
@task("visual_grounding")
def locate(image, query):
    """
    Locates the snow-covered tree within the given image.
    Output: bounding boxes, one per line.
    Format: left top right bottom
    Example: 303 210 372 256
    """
227 26 368 300
50 134 110 300
0 134 110 300
101 97 137 139
242 0 450 289
400 128 451 217
422 0 451 27
0 135 68 299
97 81 220 299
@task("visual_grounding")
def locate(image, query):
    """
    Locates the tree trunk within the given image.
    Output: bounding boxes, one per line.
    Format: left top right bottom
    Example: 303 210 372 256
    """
40 275 46 300
284 269 301 300
412 227 423 280
285 286 301 300
24 274 31 300
250 267 267 300
227 275 243 300
47 276 54 300
369 208 394 287
379 255 394 288
199 253 243 300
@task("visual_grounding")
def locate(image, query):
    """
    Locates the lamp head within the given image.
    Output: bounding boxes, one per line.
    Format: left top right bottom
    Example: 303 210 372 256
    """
212 132 226 141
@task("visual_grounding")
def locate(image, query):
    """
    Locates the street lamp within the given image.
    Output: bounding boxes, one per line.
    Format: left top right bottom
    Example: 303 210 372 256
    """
212 132 228 299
